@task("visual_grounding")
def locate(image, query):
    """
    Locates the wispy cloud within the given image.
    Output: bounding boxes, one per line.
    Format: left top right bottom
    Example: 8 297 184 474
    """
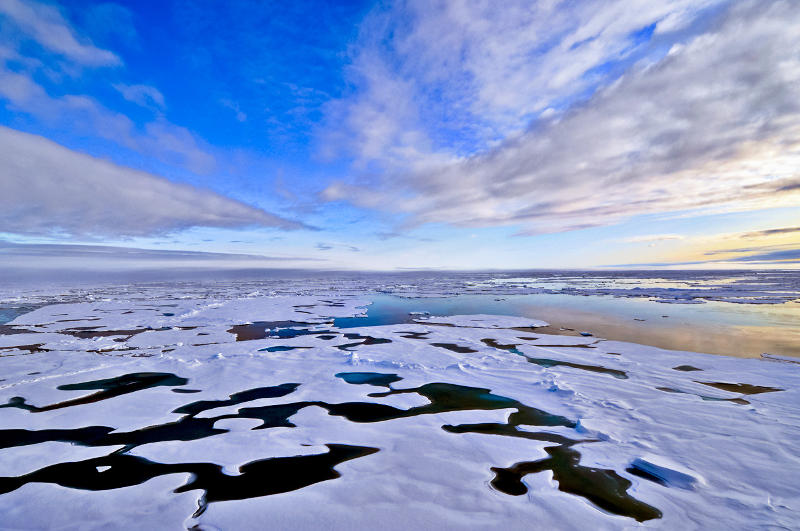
322 0 800 235
0 0 120 66
0 241 326 276
0 67 216 174
0 0 215 175
739 227 800 239
113 83 166 110
703 244 796 256
622 234 685 243
316 242 360 252
0 241 321 262
323 0 725 165
727 248 800 263
0 127 308 237
375 231 434 242
612 244 800 267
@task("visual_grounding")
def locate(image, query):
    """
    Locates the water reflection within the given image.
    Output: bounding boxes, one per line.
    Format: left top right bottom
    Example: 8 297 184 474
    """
334 294 800 358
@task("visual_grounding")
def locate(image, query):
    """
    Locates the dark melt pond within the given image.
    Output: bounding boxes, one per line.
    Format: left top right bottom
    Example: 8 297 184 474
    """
0 370 663 522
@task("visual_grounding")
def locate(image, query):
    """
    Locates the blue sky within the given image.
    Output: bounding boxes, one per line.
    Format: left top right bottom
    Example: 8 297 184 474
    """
0 0 798 271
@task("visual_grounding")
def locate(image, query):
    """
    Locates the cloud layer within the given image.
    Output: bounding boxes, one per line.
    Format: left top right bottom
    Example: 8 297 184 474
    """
323 0 800 234
0 127 306 237
0 241 322 262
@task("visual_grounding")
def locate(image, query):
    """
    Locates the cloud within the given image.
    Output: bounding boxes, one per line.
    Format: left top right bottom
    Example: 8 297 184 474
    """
0 1 215 175
323 0 725 165
740 227 800 239
0 126 308 237
728 248 800 263
612 244 800 267
0 241 321 262
375 231 434 242
0 0 120 66
113 83 165 110
622 234 685 243
322 0 800 234
0 241 327 277
0 67 216 174
316 242 360 252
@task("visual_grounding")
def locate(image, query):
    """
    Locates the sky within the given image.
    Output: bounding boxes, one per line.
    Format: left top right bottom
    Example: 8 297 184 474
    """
0 0 798 272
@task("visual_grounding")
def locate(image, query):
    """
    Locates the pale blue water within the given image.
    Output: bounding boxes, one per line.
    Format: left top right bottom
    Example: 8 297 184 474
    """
0 307 34 325
333 293 798 329
333 293 800 357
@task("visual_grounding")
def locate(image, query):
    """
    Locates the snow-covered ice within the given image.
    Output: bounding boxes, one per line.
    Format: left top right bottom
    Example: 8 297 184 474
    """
1 285 799 530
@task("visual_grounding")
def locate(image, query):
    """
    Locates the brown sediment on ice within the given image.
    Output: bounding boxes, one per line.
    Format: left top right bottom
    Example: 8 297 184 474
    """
227 321 323 341
656 386 750 405
430 342 477 353
59 327 168 339
481 338 520 350
0 343 49 354
695 381 783 395
0 325 39 336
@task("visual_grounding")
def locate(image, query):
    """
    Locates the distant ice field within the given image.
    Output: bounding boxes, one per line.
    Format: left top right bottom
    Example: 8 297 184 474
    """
6 270 796 357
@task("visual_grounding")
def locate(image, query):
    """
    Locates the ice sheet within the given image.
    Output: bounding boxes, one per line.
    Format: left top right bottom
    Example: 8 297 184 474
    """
1 286 798 529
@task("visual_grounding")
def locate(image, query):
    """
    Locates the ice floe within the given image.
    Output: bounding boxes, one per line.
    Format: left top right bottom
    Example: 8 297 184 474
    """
0 286 798 529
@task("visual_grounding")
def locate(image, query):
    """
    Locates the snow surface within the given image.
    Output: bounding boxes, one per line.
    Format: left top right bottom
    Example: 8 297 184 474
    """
0 288 798 530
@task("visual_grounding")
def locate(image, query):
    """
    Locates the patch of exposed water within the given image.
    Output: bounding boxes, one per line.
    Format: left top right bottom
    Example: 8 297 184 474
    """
333 293 800 358
0 370 664 522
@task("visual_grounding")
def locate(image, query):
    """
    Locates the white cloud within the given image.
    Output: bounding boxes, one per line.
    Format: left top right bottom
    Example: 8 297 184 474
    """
0 241 324 274
0 0 119 66
0 67 216 174
0 127 307 237
113 83 166 110
0 0 216 175
324 0 725 166
323 0 800 234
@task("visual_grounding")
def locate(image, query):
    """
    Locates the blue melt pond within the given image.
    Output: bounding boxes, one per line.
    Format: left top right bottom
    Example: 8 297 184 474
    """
335 372 403 387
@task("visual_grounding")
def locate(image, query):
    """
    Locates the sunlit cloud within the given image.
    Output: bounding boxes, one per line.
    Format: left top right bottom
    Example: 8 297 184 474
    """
740 227 800 239
0 0 797 270
322 0 800 236
0 127 309 237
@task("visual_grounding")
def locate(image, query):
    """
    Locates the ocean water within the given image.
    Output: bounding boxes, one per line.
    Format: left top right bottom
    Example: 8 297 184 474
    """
0 307 36 325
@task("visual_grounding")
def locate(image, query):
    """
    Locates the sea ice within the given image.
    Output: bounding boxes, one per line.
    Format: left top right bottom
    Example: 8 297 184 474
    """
0 285 798 529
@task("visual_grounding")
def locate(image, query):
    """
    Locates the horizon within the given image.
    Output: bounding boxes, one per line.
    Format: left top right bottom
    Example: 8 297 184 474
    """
1 0 799 272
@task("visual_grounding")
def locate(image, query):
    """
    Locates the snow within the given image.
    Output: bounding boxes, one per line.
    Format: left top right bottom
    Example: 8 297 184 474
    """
0 286 799 529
